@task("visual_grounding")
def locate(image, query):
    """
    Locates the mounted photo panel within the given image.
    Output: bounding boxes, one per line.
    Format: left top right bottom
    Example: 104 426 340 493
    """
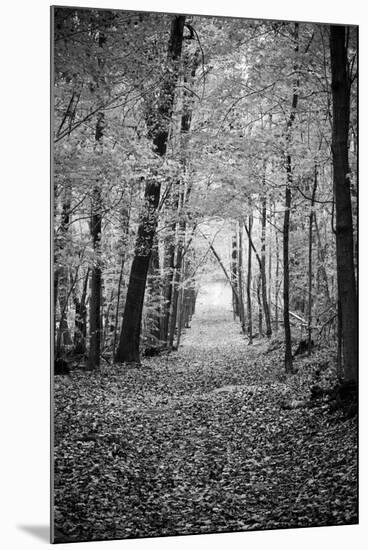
51 4 358 544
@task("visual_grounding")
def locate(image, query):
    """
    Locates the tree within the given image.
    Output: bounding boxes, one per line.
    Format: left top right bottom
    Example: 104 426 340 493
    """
283 22 299 373
87 26 106 370
246 213 253 343
330 25 357 384
115 16 186 364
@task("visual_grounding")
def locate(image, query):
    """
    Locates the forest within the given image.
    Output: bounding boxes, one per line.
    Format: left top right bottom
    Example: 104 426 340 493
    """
52 8 358 544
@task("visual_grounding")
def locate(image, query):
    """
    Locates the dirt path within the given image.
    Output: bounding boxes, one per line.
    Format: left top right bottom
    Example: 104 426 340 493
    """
54 289 358 542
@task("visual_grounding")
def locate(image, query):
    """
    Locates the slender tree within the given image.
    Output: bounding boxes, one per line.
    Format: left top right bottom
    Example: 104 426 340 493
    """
237 223 246 333
246 213 253 344
283 22 299 373
231 233 239 319
307 166 318 354
243 218 271 338
260 193 272 337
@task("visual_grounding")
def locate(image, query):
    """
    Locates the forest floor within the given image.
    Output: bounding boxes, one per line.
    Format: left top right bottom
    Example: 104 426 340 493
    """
53 304 358 543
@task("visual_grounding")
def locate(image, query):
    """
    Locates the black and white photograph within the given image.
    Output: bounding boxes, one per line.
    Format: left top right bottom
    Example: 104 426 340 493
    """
51 2 358 544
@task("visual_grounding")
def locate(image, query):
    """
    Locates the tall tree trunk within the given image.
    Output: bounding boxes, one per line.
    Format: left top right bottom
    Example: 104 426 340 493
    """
313 211 331 305
337 298 343 378
56 193 73 354
330 25 357 384
161 220 177 344
283 180 293 372
161 48 199 344
268 205 273 326
168 216 186 349
246 213 253 344
283 22 299 373
102 289 114 350
146 235 162 346
231 233 239 319
307 166 318 354
73 267 90 356
175 266 185 349
237 223 246 333
87 28 106 370
112 204 131 360
243 217 271 338
115 16 185 364
257 274 263 336
87 111 104 370
275 224 280 332
260 194 272 337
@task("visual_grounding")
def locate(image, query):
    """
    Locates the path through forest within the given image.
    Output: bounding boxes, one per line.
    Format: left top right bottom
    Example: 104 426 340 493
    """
54 281 357 542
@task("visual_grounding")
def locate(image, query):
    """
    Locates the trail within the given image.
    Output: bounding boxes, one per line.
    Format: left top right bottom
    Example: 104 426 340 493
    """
54 280 358 542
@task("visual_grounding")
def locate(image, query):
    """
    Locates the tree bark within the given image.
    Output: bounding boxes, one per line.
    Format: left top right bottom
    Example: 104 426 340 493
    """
146 235 162 346
112 204 131 360
330 25 357 384
231 233 239 319
55 191 73 355
283 22 299 373
73 267 90 356
283 177 293 372
237 223 246 333
115 16 185 364
87 111 104 370
246 213 253 344
275 224 280 332
260 195 272 337
168 216 186 349
87 28 107 370
243 218 271 338
307 166 318 354
257 273 263 336
313 211 331 305
161 217 177 344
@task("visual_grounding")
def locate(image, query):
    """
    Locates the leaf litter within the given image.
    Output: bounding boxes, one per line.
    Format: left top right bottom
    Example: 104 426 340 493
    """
54 308 357 542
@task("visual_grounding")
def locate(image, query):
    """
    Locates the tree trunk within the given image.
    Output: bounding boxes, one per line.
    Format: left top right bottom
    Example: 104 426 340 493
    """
336 298 343 378
161 223 177 344
275 226 280 332
307 166 318 354
283 22 299 373
330 25 357 384
73 267 90 356
175 267 185 349
243 217 271 338
268 207 272 325
162 48 198 344
257 274 263 336
56 194 73 354
112 204 131 360
168 220 186 349
102 289 114 350
87 112 104 370
115 16 185 364
237 223 246 333
231 233 239 319
283 180 293 372
313 211 331 305
146 235 162 346
246 213 253 344
260 195 272 337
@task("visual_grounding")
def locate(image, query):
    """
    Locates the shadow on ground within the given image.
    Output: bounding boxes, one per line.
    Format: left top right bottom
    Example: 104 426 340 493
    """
17 525 50 543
